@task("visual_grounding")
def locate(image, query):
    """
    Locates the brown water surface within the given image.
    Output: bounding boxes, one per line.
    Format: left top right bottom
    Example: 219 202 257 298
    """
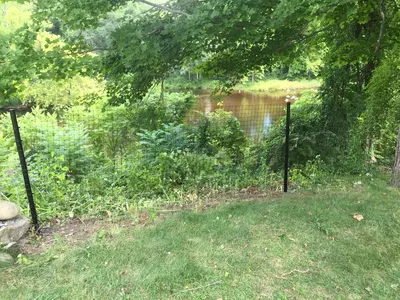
189 90 301 140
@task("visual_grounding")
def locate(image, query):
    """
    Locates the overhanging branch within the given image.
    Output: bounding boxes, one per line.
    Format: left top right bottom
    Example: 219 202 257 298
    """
375 0 386 56
275 22 333 54
66 48 115 56
138 0 190 16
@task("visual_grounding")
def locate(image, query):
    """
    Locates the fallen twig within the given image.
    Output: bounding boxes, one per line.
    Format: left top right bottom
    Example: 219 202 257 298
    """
274 269 310 280
77 217 86 225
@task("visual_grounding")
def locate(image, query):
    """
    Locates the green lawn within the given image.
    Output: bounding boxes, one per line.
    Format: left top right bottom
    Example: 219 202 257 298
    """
165 78 320 93
2 176 400 299
235 79 320 92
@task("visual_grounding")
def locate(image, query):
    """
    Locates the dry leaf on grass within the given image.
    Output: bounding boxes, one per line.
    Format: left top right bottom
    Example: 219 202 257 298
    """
353 214 364 221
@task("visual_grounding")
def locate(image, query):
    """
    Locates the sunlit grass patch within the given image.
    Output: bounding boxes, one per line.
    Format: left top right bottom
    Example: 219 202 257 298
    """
236 79 321 92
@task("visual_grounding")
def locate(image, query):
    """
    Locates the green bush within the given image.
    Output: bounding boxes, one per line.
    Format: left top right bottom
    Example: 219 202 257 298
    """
34 122 95 179
362 48 400 166
136 124 215 189
1 108 96 180
130 92 195 131
28 154 72 219
0 152 72 219
137 123 192 162
257 90 338 170
189 109 247 164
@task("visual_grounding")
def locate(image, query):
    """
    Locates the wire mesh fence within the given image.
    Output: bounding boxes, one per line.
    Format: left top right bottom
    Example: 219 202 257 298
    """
187 104 286 141
4 102 286 171
0 98 289 221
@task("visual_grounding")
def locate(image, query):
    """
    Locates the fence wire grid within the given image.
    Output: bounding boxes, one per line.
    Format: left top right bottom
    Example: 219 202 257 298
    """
0 100 290 221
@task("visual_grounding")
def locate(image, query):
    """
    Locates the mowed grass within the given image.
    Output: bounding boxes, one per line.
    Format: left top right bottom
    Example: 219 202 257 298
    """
2 177 400 299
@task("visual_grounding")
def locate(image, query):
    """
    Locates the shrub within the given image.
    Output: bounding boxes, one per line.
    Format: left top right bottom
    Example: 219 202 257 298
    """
257 90 338 170
189 109 247 164
130 92 195 131
137 123 192 162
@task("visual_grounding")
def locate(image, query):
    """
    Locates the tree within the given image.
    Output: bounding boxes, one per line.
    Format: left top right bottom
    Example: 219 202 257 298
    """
363 45 400 183
392 128 400 187
0 0 104 107
2 0 400 177
0 0 171 106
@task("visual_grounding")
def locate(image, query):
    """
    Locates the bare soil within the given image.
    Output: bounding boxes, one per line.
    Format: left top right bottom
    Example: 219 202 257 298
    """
13 189 282 255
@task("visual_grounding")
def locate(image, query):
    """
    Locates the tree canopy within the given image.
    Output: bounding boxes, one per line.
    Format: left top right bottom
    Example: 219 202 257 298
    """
0 0 399 157
1 0 398 104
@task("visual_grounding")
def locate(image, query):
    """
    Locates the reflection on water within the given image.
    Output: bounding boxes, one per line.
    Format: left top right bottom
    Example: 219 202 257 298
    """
188 90 300 140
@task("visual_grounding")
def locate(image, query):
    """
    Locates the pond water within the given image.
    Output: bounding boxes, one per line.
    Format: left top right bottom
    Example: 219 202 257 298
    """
188 90 301 140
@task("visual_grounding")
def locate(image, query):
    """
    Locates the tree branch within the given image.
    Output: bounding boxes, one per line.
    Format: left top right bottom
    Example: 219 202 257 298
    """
375 0 386 56
275 22 333 54
66 48 115 56
277 21 311 52
138 0 190 17
300 24 334 42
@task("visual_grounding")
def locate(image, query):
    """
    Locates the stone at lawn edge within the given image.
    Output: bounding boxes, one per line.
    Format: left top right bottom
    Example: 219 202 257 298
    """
0 200 20 221
0 216 30 245
0 252 14 268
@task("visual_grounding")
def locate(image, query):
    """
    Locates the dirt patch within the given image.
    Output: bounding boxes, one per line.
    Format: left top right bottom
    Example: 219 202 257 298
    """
15 213 153 256
16 218 112 255
12 190 282 255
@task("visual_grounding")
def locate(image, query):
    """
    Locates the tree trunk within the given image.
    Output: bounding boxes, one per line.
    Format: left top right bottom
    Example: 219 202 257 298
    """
251 71 255 83
391 127 400 187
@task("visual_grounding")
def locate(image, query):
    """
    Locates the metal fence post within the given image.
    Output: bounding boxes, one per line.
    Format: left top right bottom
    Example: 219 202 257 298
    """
284 100 291 192
10 110 39 230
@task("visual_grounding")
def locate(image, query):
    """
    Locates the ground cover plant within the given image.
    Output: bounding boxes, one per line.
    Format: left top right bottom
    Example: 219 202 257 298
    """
2 173 400 299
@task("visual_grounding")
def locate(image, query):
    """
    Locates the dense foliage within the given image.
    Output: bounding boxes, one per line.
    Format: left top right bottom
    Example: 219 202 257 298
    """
0 91 286 219
0 0 399 220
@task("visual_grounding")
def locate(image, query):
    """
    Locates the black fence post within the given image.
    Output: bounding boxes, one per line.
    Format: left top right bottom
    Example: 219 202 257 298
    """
284 100 291 192
10 110 39 230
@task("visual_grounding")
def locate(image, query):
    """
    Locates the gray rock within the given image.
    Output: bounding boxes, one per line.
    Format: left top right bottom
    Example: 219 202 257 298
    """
0 216 30 245
0 252 14 268
0 200 20 221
